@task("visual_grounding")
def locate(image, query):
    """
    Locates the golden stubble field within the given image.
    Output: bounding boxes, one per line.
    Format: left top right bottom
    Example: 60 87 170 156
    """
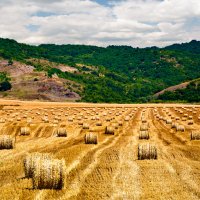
0 99 200 200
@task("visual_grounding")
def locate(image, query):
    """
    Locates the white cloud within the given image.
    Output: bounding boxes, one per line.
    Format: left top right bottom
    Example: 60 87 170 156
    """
0 0 200 47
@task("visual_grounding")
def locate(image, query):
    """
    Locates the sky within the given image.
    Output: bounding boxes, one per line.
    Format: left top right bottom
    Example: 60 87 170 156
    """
0 0 200 47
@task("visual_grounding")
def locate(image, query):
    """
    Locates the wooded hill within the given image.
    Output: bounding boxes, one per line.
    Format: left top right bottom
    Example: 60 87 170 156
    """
0 38 200 103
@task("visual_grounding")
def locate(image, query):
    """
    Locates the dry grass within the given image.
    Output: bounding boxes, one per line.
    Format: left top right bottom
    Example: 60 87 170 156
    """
0 101 199 199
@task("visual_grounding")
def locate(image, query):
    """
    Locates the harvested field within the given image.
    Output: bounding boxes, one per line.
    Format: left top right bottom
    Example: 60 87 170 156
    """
0 100 200 199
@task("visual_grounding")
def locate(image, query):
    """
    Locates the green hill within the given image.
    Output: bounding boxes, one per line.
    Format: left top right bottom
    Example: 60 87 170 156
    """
0 38 200 103
156 78 200 103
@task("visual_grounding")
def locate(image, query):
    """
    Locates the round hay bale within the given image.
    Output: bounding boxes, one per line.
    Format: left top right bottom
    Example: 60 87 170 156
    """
176 117 180 121
106 118 111 122
0 135 15 149
124 116 130 121
188 120 194 125
166 119 172 124
42 117 49 123
17 117 21 121
138 143 157 160
171 122 178 128
20 127 30 136
68 117 73 122
0 119 5 123
118 121 123 126
56 128 67 137
188 116 193 120
139 131 149 140
176 125 185 132
96 121 102 126
24 153 52 178
27 118 32 124
32 158 66 189
105 126 115 135
181 117 187 121
191 131 200 140
78 121 83 125
141 117 147 123
82 123 89 129
140 124 148 131
112 123 119 129
85 133 98 144
53 120 59 125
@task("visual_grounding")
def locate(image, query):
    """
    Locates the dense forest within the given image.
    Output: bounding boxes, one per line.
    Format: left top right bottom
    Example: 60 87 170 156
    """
0 38 200 103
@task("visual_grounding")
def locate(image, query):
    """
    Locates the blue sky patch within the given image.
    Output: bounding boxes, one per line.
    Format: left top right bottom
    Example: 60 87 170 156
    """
26 24 40 32
33 11 56 17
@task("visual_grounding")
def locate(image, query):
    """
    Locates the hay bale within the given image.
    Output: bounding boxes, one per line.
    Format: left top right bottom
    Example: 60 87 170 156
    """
112 123 119 129
140 124 148 131
138 143 157 160
139 131 149 140
32 158 66 189
141 117 147 123
96 121 102 126
124 116 130 121
171 122 178 128
0 119 5 123
0 135 15 149
68 117 73 122
182 117 187 121
78 121 83 125
188 120 194 125
191 131 200 140
188 116 193 120
20 127 30 136
85 133 98 144
27 118 32 124
105 126 115 135
17 117 21 121
83 123 89 129
166 119 172 124
24 153 52 178
118 121 123 126
55 128 67 137
176 125 185 132
42 117 49 123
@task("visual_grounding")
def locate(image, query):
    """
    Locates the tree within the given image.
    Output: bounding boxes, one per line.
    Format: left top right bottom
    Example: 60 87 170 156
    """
8 59 13 66
0 81 12 91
